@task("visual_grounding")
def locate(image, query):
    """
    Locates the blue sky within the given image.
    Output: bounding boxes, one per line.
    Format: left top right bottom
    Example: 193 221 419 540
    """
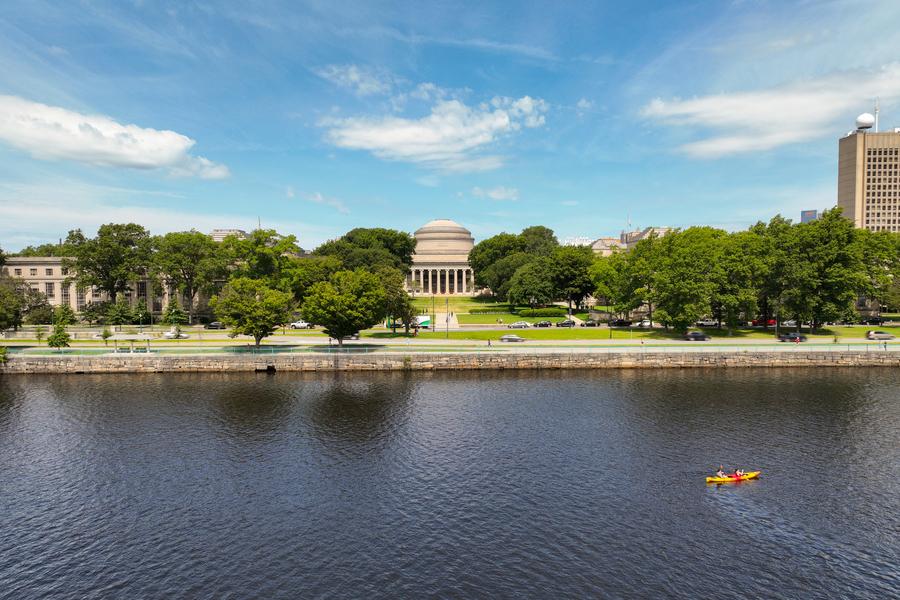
1 0 899 250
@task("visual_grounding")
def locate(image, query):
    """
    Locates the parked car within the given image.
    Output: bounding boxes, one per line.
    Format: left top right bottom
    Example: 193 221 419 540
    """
290 320 313 329
500 334 526 342
866 330 896 340
684 331 711 341
609 319 632 327
163 329 190 339
341 333 360 340
751 318 777 327
508 321 531 329
204 321 226 329
636 319 652 328
781 319 797 328
556 320 577 327
533 320 552 328
861 317 886 326
580 320 599 327
696 318 718 327
777 332 807 342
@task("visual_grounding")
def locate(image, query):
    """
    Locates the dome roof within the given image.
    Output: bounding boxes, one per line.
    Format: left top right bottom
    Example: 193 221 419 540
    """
412 219 474 265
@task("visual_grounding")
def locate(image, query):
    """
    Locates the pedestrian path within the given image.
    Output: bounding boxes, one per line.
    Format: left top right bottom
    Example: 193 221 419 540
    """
434 312 460 330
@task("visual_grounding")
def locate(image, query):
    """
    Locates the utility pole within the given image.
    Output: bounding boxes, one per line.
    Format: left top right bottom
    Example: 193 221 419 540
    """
445 297 449 339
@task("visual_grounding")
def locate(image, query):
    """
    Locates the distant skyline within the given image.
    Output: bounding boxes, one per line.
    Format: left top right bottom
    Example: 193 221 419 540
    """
1 0 899 250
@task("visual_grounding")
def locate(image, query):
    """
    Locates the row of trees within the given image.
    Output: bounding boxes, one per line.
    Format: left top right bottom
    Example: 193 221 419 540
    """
3 225 421 346
590 209 900 331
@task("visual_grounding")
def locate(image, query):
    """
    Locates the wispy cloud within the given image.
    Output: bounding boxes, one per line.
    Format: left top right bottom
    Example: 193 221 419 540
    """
322 96 547 172
642 63 900 157
0 95 229 178
314 64 394 96
287 187 349 214
472 186 519 201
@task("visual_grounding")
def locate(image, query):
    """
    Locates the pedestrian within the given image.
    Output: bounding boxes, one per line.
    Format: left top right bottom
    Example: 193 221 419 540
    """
488 339 492 347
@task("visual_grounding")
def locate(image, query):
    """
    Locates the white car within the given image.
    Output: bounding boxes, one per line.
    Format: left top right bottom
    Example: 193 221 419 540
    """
636 319 652 328
289 321 312 329
866 330 895 340
500 334 526 342
696 318 718 327
507 321 531 329
162 329 190 339
782 320 797 328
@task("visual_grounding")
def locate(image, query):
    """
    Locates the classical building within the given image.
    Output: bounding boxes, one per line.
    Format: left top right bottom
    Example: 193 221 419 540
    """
590 237 623 256
408 219 475 295
838 113 900 232
209 228 248 242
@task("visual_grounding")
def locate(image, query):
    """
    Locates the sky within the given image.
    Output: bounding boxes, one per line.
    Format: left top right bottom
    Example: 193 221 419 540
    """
1 0 900 251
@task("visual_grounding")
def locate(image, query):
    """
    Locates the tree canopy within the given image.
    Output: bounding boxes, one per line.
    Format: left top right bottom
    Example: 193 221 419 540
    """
301 270 386 345
64 223 153 302
210 277 293 346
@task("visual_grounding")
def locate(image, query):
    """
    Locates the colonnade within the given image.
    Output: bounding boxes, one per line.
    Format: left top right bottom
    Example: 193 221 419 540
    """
408 267 473 295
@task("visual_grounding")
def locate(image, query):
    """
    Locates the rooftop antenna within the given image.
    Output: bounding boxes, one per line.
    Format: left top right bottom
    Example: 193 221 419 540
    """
257 216 261 230
874 97 880 132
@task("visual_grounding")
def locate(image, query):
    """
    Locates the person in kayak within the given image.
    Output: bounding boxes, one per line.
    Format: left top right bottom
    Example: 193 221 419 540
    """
731 468 744 478
715 466 727 478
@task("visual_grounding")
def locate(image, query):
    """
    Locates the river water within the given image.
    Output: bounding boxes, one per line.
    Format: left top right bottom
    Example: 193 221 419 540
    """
0 370 897 599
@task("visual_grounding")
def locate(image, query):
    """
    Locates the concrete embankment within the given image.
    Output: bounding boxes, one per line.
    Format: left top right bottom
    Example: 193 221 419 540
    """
3 350 900 373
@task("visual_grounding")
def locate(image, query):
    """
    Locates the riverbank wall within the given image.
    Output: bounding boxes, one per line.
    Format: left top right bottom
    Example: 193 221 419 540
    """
3 350 900 373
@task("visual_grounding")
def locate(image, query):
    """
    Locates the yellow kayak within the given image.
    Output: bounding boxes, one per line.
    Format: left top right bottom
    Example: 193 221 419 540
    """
706 471 761 484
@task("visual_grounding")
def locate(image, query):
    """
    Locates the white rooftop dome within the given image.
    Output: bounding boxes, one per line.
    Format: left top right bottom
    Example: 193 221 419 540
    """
412 219 474 264
856 113 875 129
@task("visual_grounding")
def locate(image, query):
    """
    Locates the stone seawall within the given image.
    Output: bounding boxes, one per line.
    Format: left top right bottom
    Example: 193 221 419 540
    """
3 350 900 374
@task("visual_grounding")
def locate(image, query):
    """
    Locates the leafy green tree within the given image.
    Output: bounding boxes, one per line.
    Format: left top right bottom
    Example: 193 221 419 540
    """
79 301 110 326
211 277 294 346
314 228 416 271
0 277 25 331
711 231 763 332
161 302 189 327
47 323 71 350
507 257 555 309
519 226 559 256
34 325 47 343
589 251 630 315
479 252 534 300
65 224 153 302
25 303 54 325
379 269 416 333
301 270 386 346
101 326 112 346
549 245 594 313
132 300 152 327
0 346 7 364
53 304 77 327
221 229 301 289
468 233 524 286
621 234 664 325
152 231 228 323
106 298 134 331
284 255 344 303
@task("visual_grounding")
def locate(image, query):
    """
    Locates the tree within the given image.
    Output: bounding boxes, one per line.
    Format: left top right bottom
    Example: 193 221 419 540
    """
210 277 293 346
47 323 71 350
161 302 189 327
132 300 152 327
79 301 110 326
301 270 386 346
549 246 595 313
468 233 524 286
65 223 152 302
519 226 558 256
589 251 630 315
34 325 47 343
152 231 228 324
380 269 416 333
283 255 344 303
25 302 54 325
507 258 555 308
106 298 134 331
101 326 112 346
711 231 762 332
0 278 25 331
53 304 77 327
479 252 534 301
221 229 302 289
314 228 416 271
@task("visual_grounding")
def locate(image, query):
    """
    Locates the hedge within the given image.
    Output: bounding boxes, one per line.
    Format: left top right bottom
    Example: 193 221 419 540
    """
469 308 515 314
517 307 568 317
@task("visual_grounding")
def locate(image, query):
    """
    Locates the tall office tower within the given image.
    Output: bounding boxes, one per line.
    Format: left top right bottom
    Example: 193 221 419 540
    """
837 111 900 232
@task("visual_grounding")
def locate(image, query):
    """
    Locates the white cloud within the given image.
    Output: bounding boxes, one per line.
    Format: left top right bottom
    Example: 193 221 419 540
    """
472 186 519 201
576 98 593 110
303 191 349 214
322 96 547 172
642 63 900 158
0 95 229 178
315 64 393 96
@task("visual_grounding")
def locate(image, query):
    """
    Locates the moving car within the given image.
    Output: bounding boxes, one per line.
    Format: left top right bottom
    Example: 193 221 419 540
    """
508 321 531 329
696 318 718 327
609 319 632 327
500 334 526 342
290 320 313 329
684 331 711 341
580 320 599 327
204 321 226 329
341 333 360 340
556 320 577 327
162 329 190 339
866 330 896 340
533 320 552 328
777 332 807 342
636 319 652 328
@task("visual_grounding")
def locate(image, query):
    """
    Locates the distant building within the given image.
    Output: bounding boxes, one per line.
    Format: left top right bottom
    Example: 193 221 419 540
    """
562 236 593 247
590 237 623 257
619 226 672 249
800 210 819 224
209 229 248 242
837 112 900 232
408 219 475 295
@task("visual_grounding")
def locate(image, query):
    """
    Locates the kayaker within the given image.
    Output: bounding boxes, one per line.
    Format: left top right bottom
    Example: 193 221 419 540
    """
731 468 744 478
715 466 726 478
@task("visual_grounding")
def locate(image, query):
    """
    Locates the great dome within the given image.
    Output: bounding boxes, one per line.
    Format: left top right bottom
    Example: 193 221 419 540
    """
413 219 475 262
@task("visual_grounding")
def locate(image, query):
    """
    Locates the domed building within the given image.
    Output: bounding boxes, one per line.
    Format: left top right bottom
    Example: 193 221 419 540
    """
408 219 475 295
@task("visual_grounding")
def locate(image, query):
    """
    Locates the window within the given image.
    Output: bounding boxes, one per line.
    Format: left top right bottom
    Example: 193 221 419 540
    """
92 288 101 298
45 268 53 276
76 288 86 309
137 281 147 300
61 267 68 276
45 282 55 298
29 268 37 276
14 268 21 276
61 284 71 305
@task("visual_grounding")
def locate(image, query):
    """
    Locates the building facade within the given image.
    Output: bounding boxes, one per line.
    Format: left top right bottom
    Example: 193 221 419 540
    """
838 128 900 232
407 219 475 295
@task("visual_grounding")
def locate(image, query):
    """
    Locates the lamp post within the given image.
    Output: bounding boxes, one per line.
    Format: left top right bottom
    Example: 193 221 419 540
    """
445 297 449 340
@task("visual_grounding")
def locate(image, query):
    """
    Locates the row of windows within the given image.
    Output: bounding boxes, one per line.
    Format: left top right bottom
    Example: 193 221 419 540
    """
867 148 900 156
7 267 68 277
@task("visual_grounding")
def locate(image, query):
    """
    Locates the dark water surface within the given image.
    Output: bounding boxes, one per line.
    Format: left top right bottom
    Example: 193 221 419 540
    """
0 370 898 599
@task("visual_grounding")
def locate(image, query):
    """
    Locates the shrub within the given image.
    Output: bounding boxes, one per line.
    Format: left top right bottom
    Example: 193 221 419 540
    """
517 307 568 317
0 347 7 364
469 307 514 314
